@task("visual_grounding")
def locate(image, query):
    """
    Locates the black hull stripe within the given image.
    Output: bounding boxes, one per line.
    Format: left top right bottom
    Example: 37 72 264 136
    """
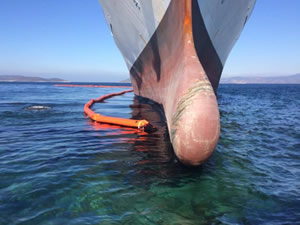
192 0 223 92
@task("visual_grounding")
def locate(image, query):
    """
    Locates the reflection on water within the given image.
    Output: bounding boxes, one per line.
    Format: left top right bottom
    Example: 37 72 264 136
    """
24 105 51 111
0 82 299 224
87 95 180 180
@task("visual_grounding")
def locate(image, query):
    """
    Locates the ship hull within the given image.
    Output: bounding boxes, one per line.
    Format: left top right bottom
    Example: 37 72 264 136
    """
99 0 255 165
130 1 220 165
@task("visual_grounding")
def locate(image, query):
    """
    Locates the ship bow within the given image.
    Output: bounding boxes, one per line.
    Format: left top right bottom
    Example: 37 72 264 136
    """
130 0 220 165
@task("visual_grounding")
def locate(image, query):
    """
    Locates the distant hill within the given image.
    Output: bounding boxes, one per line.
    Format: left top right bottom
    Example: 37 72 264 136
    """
120 78 131 83
0 75 68 82
121 74 300 84
221 74 300 84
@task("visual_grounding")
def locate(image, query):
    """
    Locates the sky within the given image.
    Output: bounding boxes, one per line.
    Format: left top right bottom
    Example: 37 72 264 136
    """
0 0 299 82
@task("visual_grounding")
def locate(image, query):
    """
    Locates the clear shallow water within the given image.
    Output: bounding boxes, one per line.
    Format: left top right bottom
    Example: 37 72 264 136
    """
0 82 299 225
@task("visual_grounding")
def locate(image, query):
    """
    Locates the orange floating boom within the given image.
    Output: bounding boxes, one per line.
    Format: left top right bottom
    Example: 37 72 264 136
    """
84 89 154 132
55 84 131 88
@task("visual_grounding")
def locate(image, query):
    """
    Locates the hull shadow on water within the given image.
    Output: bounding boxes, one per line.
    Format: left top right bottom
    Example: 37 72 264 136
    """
86 95 208 182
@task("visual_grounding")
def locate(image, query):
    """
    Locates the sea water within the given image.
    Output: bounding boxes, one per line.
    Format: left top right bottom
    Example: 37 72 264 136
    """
0 82 299 224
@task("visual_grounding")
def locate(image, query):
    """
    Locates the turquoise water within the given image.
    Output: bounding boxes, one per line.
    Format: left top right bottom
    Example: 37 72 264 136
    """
0 82 299 224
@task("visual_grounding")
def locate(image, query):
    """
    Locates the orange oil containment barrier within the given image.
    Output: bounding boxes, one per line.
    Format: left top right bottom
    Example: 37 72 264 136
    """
55 84 131 88
84 89 154 132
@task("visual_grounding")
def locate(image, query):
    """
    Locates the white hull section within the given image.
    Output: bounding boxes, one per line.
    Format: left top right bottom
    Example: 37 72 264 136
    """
198 0 256 65
99 0 170 69
99 0 255 71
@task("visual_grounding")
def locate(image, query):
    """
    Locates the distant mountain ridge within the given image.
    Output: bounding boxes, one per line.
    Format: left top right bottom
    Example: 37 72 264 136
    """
121 74 300 84
0 75 68 82
120 78 131 83
221 74 300 84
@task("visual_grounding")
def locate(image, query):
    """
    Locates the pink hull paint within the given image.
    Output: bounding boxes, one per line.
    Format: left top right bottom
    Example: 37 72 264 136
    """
130 1 220 165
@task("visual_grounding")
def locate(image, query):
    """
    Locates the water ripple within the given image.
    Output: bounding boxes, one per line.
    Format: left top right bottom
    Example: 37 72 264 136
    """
0 83 299 224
